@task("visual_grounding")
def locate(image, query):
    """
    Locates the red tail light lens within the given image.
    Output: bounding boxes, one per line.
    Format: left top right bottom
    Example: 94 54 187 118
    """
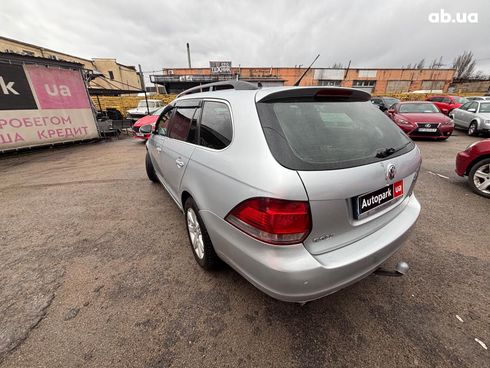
225 197 311 245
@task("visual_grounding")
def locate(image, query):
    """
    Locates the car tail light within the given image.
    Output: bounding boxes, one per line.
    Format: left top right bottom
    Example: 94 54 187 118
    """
225 197 311 245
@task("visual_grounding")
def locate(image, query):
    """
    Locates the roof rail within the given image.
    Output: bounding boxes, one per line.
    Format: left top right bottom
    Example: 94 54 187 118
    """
177 80 258 98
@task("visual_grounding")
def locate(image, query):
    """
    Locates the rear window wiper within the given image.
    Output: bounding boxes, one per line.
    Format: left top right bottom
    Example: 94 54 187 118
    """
375 142 411 158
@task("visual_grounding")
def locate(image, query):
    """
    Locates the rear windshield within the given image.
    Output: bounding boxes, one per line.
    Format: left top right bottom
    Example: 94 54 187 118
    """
256 101 414 170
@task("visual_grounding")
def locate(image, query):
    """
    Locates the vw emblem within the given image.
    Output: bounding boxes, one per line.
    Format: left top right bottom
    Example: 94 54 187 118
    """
387 164 396 180
425 123 432 128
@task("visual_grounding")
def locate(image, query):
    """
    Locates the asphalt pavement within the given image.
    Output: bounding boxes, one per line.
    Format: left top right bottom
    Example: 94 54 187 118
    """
0 132 488 367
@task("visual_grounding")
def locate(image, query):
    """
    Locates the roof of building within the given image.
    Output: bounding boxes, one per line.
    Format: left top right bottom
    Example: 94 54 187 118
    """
163 66 455 71
0 52 84 69
0 36 137 70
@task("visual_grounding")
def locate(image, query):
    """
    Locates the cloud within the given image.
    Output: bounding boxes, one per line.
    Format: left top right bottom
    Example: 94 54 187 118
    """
1 0 489 76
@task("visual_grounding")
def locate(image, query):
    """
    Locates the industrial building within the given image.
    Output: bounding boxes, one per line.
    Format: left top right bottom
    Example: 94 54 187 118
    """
0 36 143 94
151 64 456 94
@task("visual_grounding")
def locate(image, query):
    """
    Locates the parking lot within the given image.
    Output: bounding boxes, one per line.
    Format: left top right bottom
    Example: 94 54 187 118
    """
0 132 488 368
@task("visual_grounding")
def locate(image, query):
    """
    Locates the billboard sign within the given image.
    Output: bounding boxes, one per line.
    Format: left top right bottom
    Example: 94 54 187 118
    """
210 61 232 75
0 63 99 151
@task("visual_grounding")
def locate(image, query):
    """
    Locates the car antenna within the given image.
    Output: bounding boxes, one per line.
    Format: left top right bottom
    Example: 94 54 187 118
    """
294 54 320 86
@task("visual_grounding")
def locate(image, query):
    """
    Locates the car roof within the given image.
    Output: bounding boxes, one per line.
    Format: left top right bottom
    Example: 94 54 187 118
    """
175 86 371 104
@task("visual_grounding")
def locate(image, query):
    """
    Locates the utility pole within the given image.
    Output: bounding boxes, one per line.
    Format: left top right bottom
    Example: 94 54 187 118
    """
138 64 145 91
186 43 192 68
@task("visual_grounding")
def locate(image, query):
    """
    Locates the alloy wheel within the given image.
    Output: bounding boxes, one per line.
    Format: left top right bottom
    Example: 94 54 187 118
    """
186 208 205 259
473 163 490 195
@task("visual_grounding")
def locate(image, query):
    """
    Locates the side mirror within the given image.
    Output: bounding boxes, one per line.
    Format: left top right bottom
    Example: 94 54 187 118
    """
387 109 395 114
468 108 477 113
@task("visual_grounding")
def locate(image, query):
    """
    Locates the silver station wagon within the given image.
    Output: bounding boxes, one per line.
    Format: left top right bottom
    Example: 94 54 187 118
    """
145 81 421 303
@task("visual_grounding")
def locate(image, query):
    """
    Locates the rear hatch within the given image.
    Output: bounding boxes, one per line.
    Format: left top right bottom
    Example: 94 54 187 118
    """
256 87 421 254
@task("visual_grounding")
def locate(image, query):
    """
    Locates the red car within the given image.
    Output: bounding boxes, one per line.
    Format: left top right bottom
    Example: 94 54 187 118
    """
386 102 454 139
132 106 165 140
426 95 468 115
456 139 490 198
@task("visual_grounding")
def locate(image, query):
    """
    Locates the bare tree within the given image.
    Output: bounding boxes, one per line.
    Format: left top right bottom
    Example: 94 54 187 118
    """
471 70 488 80
331 62 344 68
452 51 476 79
415 59 425 69
429 56 444 69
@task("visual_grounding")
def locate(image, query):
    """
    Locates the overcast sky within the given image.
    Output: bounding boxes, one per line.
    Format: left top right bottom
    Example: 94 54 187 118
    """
1 0 489 79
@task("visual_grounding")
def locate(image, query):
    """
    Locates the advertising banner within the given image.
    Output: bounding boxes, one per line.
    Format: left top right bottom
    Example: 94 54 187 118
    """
210 61 232 75
0 63 99 151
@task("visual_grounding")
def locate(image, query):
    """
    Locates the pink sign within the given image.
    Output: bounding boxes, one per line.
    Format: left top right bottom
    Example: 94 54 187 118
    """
25 65 90 109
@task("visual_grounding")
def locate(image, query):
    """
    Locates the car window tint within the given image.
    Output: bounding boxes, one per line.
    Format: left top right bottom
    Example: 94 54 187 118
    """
479 103 490 113
460 102 471 111
257 101 412 170
468 102 478 111
442 98 451 103
155 107 174 136
199 101 232 149
187 107 200 144
169 106 196 141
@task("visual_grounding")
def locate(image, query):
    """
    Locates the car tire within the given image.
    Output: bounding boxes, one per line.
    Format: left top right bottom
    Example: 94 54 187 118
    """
468 122 478 136
468 158 490 198
145 152 159 183
184 197 221 270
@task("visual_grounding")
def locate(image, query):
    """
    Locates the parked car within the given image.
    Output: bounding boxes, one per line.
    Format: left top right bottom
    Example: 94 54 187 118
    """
132 106 166 140
449 101 490 136
426 95 468 115
144 81 421 303
126 99 164 122
386 102 454 139
371 96 400 111
456 139 490 198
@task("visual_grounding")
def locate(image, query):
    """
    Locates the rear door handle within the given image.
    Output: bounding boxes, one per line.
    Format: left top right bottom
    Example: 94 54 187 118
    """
156 147 162 153
176 158 184 168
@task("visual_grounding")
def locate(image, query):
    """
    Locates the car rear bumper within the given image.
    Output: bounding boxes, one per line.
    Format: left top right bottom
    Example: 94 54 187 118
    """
201 195 420 303
133 133 150 140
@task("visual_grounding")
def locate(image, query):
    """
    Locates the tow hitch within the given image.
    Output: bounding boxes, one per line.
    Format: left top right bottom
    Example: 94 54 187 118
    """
373 261 410 277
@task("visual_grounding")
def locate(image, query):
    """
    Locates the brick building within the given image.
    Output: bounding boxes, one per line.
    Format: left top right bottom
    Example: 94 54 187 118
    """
151 65 455 95
0 36 143 94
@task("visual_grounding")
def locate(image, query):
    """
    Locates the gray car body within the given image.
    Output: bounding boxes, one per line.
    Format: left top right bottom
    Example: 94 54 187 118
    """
450 100 490 133
147 86 421 302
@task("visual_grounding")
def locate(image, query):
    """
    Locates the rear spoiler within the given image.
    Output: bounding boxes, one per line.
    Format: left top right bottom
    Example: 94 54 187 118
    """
256 87 371 103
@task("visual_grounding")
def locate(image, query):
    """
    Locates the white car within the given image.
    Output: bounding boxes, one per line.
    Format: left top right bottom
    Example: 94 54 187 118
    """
126 99 164 122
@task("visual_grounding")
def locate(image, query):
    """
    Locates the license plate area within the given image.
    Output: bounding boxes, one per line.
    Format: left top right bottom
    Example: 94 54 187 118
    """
418 128 437 132
353 180 404 219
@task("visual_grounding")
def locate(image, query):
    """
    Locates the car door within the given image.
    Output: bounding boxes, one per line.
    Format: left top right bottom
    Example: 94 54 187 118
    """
160 99 200 202
148 105 174 178
428 97 442 112
452 102 470 127
439 97 452 114
462 102 479 128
